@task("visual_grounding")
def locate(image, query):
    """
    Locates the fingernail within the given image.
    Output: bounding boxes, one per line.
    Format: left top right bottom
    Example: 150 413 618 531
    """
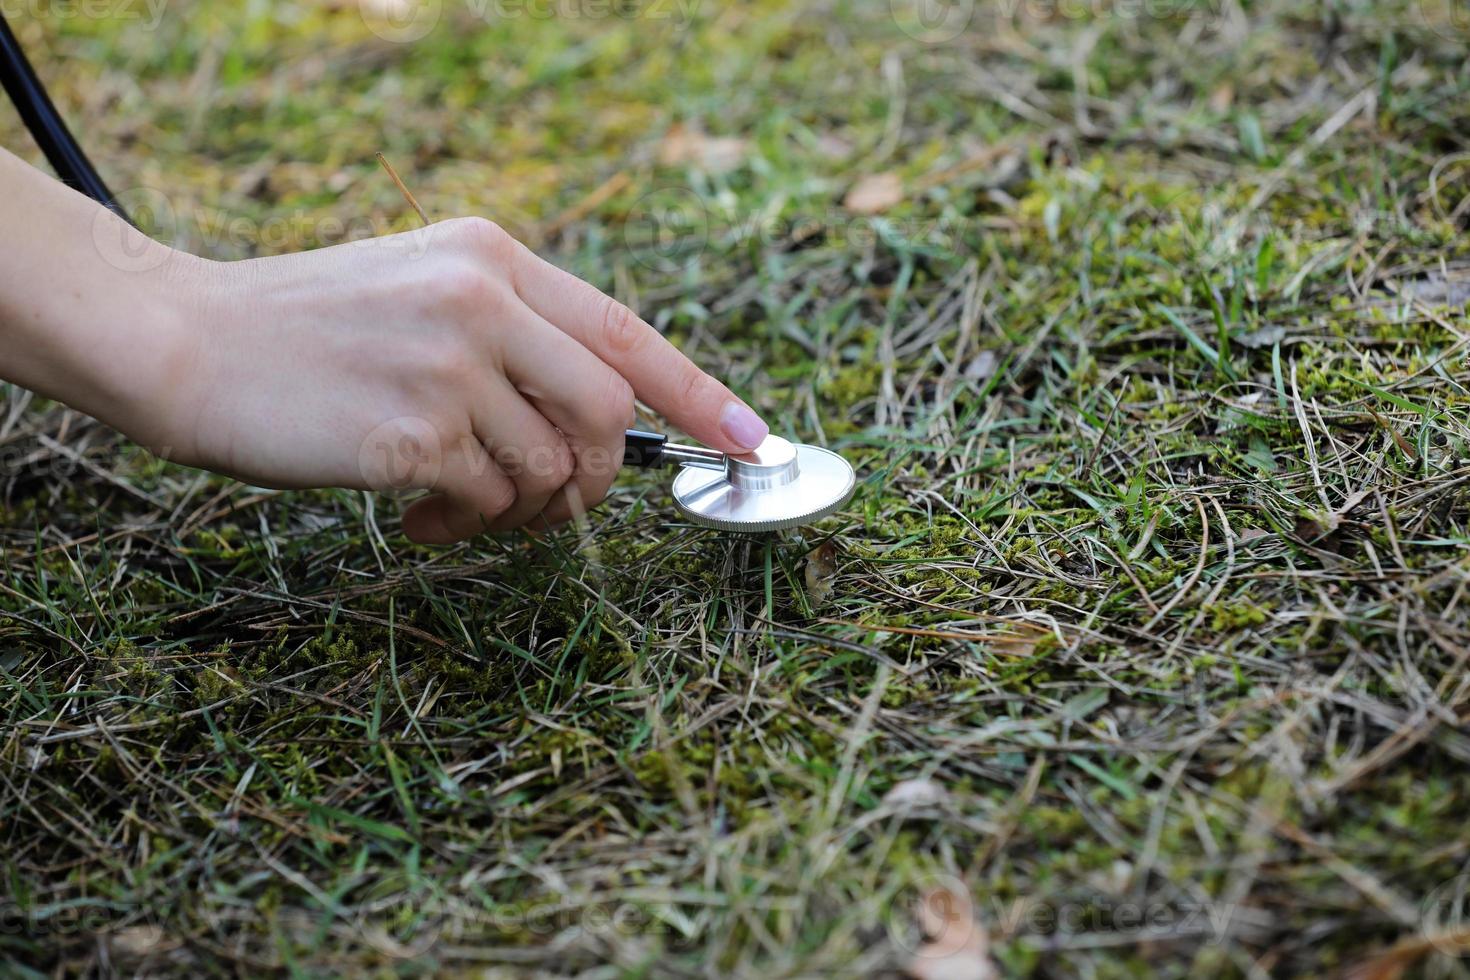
720 402 768 450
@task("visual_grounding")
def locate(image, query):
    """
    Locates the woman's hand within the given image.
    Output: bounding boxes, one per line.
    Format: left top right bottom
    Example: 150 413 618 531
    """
0 146 764 543
139 217 768 543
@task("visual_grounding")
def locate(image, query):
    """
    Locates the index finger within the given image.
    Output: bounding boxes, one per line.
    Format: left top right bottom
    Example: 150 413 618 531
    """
504 242 768 454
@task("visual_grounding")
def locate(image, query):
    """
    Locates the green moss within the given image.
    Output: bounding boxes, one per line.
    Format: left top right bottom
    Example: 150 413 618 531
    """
5 3 1469 974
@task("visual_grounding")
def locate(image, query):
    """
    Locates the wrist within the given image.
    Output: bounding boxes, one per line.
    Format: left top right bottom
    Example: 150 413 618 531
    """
0 152 217 465
66 239 216 464
104 251 218 464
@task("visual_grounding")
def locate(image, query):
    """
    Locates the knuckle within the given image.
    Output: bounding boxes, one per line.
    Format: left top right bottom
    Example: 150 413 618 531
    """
433 262 515 332
476 478 518 519
524 440 575 493
359 417 444 492
549 441 577 484
436 259 497 310
595 372 636 429
418 338 468 386
599 298 644 356
577 444 620 485
676 365 710 408
449 216 514 260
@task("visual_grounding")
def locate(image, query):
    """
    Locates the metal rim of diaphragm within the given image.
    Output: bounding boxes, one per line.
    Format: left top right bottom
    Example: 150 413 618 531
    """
671 443 856 532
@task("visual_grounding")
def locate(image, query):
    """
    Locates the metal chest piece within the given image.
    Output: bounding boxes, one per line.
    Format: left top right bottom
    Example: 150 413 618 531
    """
670 435 855 532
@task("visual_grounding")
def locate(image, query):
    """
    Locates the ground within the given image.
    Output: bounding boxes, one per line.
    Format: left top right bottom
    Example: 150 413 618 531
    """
2 0 1470 976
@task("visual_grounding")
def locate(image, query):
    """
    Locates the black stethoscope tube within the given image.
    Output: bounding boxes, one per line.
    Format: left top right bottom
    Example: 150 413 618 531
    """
0 13 122 215
622 429 667 467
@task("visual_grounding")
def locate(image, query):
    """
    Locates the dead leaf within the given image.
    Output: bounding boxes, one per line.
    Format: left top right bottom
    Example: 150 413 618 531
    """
1209 83 1235 112
658 124 748 174
804 540 840 607
1294 511 1340 545
906 885 998 980
883 779 950 808
844 172 904 215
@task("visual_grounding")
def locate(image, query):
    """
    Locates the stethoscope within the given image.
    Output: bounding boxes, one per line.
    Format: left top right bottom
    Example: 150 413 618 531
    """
623 430 854 531
0 14 857 531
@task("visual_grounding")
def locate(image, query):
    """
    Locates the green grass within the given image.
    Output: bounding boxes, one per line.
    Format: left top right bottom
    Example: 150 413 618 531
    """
4 0 1470 975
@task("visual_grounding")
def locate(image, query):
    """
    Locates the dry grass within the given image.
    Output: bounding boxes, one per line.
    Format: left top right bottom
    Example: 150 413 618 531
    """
3 0 1470 975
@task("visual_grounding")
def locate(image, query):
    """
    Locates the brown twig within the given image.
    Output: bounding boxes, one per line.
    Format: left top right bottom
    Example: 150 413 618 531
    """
375 152 429 227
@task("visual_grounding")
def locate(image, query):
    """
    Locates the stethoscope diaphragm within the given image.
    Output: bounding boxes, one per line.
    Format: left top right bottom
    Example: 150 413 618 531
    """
624 430 855 532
